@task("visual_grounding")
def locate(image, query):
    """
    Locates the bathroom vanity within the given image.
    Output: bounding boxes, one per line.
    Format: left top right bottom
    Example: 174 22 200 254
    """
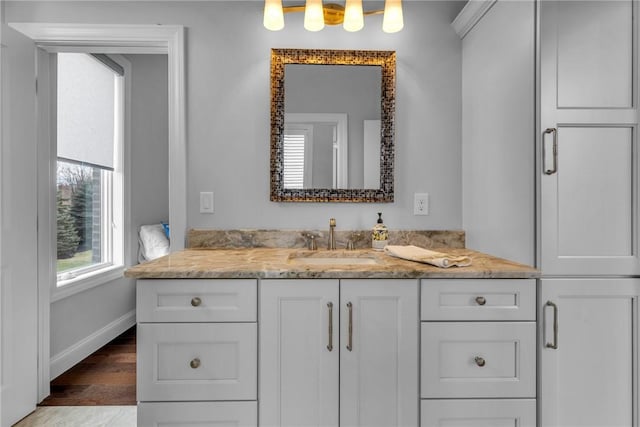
125 246 538 427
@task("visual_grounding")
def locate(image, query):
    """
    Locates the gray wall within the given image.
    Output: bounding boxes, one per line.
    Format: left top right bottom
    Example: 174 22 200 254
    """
127 53 170 252
50 54 169 359
461 0 535 265
5 0 464 231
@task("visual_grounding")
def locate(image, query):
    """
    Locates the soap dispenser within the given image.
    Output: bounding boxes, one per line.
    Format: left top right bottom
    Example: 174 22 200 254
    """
371 212 389 251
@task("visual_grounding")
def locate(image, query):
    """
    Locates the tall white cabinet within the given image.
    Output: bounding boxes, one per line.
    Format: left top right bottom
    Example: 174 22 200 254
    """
539 0 640 276
259 279 418 427
459 0 639 426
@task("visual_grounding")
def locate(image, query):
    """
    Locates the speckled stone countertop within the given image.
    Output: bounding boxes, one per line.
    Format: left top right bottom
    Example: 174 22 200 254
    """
124 248 539 279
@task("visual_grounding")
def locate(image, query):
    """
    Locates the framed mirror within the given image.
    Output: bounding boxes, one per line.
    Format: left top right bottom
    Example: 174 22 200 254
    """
270 49 396 202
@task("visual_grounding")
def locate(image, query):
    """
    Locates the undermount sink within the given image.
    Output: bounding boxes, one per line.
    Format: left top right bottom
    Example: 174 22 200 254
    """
289 253 380 266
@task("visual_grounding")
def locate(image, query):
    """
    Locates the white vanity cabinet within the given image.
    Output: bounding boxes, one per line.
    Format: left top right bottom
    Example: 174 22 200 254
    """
136 279 258 427
540 279 640 427
259 278 419 427
420 279 537 427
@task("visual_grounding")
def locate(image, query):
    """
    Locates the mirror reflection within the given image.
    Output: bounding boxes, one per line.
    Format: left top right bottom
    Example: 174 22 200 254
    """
283 64 381 190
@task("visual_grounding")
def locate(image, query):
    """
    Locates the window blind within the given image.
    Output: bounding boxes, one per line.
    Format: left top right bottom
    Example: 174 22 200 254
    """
57 53 118 170
283 133 306 189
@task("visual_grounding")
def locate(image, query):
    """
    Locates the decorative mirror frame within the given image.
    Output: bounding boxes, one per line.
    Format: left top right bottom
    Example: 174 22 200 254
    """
270 48 396 202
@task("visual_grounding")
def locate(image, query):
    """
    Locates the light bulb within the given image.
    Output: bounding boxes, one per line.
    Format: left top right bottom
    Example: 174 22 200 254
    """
263 0 285 31
343 0 364 32
304 0 325 32
382 0 404 33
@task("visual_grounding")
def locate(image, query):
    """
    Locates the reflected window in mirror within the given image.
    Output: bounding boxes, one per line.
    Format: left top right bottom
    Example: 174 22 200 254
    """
270 49 396 202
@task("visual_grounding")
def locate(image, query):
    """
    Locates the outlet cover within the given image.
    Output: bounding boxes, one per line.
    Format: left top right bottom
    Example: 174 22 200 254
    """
414 193 429 215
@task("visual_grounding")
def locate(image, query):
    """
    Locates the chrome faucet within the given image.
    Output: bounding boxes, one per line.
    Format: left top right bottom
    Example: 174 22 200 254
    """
328 218 336 250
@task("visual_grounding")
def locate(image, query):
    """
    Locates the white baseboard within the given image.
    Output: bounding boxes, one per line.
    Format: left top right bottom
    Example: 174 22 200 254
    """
49 309 136 380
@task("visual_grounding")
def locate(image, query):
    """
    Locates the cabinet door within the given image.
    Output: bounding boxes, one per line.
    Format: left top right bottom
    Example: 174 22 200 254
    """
540 279 640 427
259 279 339 427
340 279 419 427
540 0 640 275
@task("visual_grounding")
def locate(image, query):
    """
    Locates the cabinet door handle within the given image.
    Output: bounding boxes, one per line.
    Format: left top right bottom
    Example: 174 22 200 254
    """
475 296 486 306
346 302 353 352
545 300 559 349
544 128 558 175
190 358 201 369
327 302 334 352
191 297 202 307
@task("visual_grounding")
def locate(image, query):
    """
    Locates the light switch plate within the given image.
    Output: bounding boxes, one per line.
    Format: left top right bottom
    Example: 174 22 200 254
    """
200 192 214 214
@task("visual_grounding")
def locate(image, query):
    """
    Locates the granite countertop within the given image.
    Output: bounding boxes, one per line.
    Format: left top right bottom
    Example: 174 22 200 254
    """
124 247 539 279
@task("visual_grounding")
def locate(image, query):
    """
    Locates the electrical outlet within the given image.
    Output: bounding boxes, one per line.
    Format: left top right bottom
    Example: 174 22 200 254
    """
414 193 429 215
200 192 214 214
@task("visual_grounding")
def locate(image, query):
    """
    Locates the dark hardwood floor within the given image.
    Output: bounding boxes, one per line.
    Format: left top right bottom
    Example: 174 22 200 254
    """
39 326 136 406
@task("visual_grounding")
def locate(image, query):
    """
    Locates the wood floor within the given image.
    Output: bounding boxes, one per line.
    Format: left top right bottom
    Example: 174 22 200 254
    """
39 326 136 406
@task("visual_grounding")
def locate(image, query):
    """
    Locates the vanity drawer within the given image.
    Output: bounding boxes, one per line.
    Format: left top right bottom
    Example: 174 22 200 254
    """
421 399 536 427
421 279 536 321
137 323 257 401
138 401 257 427
421 322 536 398
137 279 257 323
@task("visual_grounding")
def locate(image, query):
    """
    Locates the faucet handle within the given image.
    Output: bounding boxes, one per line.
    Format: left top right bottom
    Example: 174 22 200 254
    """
305 234 318 250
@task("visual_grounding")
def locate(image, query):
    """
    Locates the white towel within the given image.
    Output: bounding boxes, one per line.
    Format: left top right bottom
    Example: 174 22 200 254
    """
384 245 472 268
138 224 170 263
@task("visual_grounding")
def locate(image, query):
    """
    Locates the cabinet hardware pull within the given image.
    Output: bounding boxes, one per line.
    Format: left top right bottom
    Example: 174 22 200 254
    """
544 128 558 175
545 300 559 349
190 358 201 369
474 356 486 367
475 296 486 306
347 302 353 351
191 297 202 307
327 302 334 351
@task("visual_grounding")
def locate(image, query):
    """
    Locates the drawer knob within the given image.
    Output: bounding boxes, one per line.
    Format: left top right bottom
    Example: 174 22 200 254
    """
475 296 486 306
474 356 486 367
191 297 202 307
190 358 201 369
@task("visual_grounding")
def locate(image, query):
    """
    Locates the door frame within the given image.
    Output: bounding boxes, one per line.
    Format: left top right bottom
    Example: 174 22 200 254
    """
7 22 186 402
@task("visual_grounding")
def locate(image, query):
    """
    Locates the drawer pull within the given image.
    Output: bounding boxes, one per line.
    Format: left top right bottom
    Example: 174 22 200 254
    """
474 356 486 367
191 297 202 307
475 296 487 306
327 302 334 352
190 358 201 369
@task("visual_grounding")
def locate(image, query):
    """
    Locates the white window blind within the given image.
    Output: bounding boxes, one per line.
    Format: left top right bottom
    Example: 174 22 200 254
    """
57 53 117 170
283 133 306 189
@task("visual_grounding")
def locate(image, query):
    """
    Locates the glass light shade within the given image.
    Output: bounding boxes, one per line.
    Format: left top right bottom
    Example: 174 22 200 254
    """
264 0 285 31
382 0 404 33
343 0 364 32
304 0 325 31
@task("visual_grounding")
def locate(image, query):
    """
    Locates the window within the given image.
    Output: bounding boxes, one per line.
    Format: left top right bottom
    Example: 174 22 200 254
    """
56 53 124 286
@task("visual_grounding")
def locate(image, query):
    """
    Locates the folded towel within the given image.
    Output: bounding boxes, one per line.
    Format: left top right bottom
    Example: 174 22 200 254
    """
384 245 472 268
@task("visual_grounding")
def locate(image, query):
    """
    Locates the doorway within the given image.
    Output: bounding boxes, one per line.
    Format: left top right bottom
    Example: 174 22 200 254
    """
2 23 186 424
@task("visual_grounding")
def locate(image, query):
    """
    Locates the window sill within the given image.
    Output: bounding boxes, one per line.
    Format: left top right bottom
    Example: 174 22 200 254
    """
52 264 126 303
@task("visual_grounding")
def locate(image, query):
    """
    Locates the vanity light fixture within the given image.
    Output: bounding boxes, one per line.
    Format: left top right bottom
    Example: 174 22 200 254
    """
263 0 403 33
